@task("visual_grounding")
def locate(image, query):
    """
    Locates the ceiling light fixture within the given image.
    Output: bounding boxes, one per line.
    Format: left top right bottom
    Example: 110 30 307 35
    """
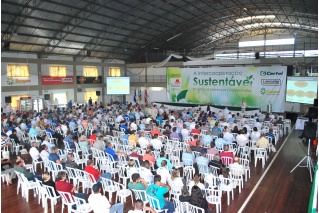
167 33 182 41
236 15 276 22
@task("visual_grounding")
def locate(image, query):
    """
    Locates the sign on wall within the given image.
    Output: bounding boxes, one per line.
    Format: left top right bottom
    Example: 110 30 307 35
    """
42 76 74 85
77 76 102 84
167 66 287 112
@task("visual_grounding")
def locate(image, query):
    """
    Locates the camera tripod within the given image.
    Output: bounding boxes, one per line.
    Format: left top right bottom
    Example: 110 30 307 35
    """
290 139 314 182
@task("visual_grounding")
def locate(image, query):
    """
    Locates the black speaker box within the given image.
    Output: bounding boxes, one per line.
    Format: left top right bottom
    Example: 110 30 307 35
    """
255 52 260 59
307 106 318 119
287 65 293 76
5 96 11 103
314 99 318 107
44 94 50 100
304 122 317 139
285 112 298 122
96 91 101 96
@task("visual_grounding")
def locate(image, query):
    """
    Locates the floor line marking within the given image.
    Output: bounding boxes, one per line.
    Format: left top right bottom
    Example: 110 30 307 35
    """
238 125 295 213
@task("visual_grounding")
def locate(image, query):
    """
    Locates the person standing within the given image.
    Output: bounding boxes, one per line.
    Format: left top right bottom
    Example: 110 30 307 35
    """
241 99 246 114
5 103 12 117
88 97 93 107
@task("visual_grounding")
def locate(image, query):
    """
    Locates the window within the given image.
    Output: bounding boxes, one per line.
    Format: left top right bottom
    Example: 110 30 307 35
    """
11 95 29 108
84 91 98 102
50 66 66 77
83 66 98 77
109 68 121 76
7 64 30 77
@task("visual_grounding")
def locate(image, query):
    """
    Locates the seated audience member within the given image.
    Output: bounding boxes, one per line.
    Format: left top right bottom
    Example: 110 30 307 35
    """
40 144 50 161
1 158 15 184
127 159 139 179
196 150 209 166
188 134 199 146
142 149 156 168
182 147 194 166
188 173 205 194
128 173 148 191
42 172 58 196
146 175 175 213
168 169 184 195
190 140 205 153
236 130 249 147
89 182 124 213
183 186 208 212
65 153 81 169
150 125 162 137
139 160 154 184
254 118 262 130
251 127 261 142
29 141 42 161
219 144 234 161
105 142 126 161
84 159 111 182
207 141 218 155
92 135 105 151
156 160 171 184
138 132 149 149
89 130 97 141
150 134 162 151
215 133 230 147
169 127 179 140
156 151 173 170
78 135 90 152
232 125 240 134
13 157 42 181
265 128 276 146
42 136 55 152
208 153 223 168
256 133 270 149
211 122 222 137
223 128 235 143
229 156 245 177
128 199 156 213
202 132 213 147
128 130 139 146
190 125 201 135
129 148 143 161
163 126 171 138
49 146 65 168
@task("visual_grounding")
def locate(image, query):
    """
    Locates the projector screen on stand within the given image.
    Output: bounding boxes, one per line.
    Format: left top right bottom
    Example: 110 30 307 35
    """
286 76 318 104
106 77 130 95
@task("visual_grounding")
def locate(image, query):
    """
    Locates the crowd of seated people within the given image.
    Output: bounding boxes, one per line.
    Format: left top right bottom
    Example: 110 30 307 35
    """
0 101 288 212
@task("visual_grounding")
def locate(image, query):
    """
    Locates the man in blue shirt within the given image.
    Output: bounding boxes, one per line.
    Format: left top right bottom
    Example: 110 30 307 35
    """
146 175 175 213
64 131 76 150
67 100 73 108
202 133 213 147
105 142 126 161
156 151 173 170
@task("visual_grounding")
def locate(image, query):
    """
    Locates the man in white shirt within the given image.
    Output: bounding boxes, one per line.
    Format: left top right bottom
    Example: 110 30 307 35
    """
156 160 170 184
128 199 156 213
138 132 149 149
223 128 235 143
150 134 162 150
88 182 124 213
181 124 190 141
115 113 124 123
229 156 245 176
145 115 152 125
29 142 41 161
40 144 50 161
130 120 138 131
236 130 249 147
254 118 262 130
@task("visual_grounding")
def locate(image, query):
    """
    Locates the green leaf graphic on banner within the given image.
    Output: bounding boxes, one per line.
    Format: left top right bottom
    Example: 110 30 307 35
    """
177 90 188 101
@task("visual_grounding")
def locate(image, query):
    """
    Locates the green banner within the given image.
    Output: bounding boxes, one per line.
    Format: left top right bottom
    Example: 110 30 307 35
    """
167 66 287 112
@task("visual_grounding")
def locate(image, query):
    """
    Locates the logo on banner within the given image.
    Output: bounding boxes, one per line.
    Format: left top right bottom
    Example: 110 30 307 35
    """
260 88 280 95
260 71 284 76
261 79 281 86
7 77 31 85
62 78 73 82
170 78 181 88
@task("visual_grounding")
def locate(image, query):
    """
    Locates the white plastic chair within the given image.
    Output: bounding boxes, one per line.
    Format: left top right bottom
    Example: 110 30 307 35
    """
255 148 267 168
19 173 39 202
42 185 61 213
221 156 233 166
239 158 251 181
229 167 244 193
73 196 93 213
205 188 222 213
57 191 76 213
113 181 134 206
131 189 149 205
146 194 169 213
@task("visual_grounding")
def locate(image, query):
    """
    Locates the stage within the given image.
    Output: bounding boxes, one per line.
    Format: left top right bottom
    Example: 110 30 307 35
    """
154 102 261 115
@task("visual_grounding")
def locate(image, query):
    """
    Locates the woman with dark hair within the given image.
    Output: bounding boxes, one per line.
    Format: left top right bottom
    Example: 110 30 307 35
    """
179 185 208 212
232 125 240 134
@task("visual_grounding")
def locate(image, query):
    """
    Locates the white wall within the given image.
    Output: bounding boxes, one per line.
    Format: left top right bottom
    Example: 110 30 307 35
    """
126 87 167 104
42 89 74 104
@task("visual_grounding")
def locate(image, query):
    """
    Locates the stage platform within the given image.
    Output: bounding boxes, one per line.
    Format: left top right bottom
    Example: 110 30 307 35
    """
154 101 261 115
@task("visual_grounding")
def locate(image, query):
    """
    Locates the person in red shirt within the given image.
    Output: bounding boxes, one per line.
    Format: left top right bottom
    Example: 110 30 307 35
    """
55 171 88 202
151 125 162 137
190 125 201 135
84 159 111 182
129 148 143 161
219 144 234 165
142 149 156 168
89 130 97 141
188 134 201 146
